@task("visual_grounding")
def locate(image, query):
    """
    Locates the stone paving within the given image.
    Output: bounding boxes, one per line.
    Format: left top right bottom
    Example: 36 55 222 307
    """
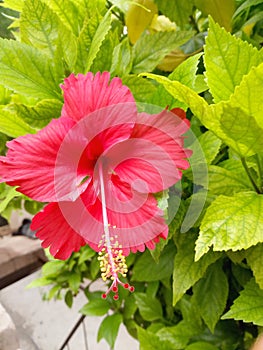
0 271 139 350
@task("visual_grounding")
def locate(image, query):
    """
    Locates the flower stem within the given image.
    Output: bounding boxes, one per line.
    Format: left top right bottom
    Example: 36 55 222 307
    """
241 157 261 194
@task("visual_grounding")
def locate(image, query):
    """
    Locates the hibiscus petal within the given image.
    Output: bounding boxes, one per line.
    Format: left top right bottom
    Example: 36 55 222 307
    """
57 103 137 190
58 175 168 255
31 202 86 260
0 117 89 202
105 109 191 193
61 72 135 121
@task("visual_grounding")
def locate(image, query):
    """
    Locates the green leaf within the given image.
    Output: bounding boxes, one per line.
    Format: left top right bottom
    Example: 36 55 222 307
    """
229 62 263 126
14 99 63 128
157 315 202 350
156 296 203 349
192 261 229 332
85 8 112 72
0 0 24 12
0 107 36 137
80 299 110 316
155 0 194 28
132 30 194 73
0 85 12 105
204 17 263 103
190 131 222 166
26 277 53 288
42 260 65 277
55 24 77 72
132 242 176 282
246 243 263 289
46 284 61 300
150 53 203 109
64 290 73 308
90 255 100 280
170 53 203 90
20 0 59 56
207 160 254 195
90 28 119 73
75 9 112 73
45 0 83 36
97 314 122 349
68 272 81 293
143 73 208 123
146 281 159 299
78 246 96 265
185 342 219 350
121 75 157 103
173 233 220 305
123 294 137 319
195 0 235 31
222 278 263 326
220 105 263 157
0 186 21 213
0 38 63 99
233 0 263 18
110 38 133 77
181 191 211 233
134 293 163 321
195 192 263 261
137 327 174 350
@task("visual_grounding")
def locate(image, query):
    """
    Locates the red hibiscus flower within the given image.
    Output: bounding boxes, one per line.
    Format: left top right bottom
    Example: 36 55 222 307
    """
0 72 191 298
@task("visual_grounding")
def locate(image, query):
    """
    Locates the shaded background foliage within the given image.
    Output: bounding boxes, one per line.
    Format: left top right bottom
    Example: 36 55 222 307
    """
0 0 263 349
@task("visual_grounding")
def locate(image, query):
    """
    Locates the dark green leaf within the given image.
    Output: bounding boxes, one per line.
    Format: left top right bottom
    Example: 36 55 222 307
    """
134 292 163 321
64 290 73 308
173 233 220 305
137 327 174 350
185 342 219 350
123 294 138 319
192 261 229 332
132 242 176 282
97 313 122 349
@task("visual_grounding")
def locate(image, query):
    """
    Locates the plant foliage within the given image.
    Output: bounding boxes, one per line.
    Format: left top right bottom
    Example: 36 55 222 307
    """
1 0 263 348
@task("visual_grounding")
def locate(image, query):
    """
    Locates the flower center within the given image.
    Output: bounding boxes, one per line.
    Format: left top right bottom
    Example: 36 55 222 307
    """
98 162 134 300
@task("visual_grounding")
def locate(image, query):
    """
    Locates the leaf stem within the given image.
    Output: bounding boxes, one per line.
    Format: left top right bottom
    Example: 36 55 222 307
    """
241 157 261 194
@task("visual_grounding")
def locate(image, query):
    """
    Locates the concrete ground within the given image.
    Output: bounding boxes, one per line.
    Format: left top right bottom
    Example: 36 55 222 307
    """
0 271 139 350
